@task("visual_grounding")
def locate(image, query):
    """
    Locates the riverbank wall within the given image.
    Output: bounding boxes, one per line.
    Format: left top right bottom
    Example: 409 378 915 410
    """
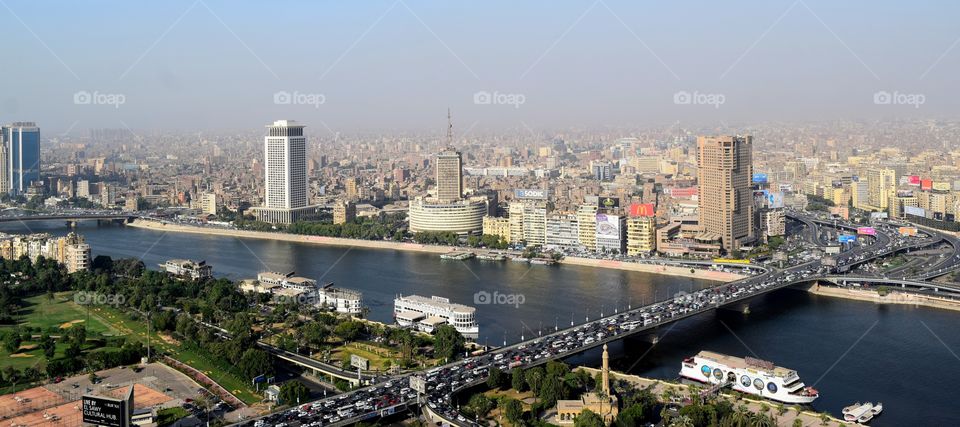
127 219 743 282
806 282 960 313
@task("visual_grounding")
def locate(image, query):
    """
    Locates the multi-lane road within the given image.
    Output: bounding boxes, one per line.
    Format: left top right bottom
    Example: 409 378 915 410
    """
234 212 960 427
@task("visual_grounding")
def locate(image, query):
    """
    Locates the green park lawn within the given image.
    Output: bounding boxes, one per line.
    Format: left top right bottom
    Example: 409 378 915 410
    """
0 292 115 335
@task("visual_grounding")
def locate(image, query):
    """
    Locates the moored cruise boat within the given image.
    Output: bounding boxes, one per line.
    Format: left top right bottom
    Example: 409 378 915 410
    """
394 294 479 339
679 351 819 404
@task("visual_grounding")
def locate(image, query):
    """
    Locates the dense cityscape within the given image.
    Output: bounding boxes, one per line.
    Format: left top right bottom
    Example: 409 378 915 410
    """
2 2 960 427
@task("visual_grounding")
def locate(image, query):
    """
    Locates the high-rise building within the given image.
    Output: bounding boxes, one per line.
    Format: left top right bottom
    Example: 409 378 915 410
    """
1 122 41 194
435 149 463 201
576 204 599 252
253 120 313 224
521 202 548 247
697 135 754 253
482 216 511 243
866 168 896 211
626 216 657 255
545 214 580 250
344 177 359 201
591 161 613 181
333 200 357 224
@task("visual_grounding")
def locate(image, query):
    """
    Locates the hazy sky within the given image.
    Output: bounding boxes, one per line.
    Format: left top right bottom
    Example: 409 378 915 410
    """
1 0 959 134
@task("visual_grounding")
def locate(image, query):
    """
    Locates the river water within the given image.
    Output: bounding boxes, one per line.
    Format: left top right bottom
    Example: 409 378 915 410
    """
5 220 958 425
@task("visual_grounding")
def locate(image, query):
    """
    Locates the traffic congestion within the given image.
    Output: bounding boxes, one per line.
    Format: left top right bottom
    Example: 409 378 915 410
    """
234 213 958 427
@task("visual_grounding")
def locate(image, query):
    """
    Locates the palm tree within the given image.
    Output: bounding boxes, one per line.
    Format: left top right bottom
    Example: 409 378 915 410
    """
670 415 695 427
749 412 775 427
819 412 830 425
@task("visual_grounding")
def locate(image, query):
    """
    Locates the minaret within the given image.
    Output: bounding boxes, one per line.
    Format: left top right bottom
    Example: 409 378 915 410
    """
602 343 610 395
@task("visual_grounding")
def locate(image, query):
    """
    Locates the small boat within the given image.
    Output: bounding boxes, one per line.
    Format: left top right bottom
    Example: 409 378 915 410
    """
843 403 873 422
858 411 874 424
842 402 862 415
871 402 883 415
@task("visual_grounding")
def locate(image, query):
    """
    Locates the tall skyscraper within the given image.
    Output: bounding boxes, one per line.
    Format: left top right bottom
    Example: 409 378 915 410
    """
697 135 754 253
1 122 41 194
253 120 313 224
435 149 463 201
435 109 463 202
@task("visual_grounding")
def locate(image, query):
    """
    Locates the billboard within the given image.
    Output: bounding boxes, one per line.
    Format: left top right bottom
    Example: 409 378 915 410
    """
595 214 622 239
933 182 950 191
870 212 888 220
629 203 655 217
857 227 876 236
921 179 933 191
350 354 369 370
598 196 620 209
909 175 921 185
409 376 428 394
514 188 549 200
838 235 857 243
82 392 132 427
752 173 768 184
668 187 698 198
905 206 927 217
825 245 841 254
766 191 784 209
898 226 918 237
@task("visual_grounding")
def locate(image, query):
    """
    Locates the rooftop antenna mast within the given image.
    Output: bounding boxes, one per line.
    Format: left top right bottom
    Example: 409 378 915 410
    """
446 108 453 148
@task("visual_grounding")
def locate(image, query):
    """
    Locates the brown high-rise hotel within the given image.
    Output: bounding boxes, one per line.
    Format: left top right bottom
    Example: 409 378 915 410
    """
435 149 463 202
697 135 754 253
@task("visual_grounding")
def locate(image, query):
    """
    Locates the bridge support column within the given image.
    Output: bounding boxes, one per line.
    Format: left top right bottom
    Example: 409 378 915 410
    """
719 303 750 315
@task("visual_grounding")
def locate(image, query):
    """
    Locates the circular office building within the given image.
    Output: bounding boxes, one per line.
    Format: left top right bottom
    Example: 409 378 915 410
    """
408 196 488 235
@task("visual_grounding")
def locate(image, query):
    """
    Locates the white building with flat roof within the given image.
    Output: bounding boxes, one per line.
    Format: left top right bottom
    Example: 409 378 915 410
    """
253 120 315 224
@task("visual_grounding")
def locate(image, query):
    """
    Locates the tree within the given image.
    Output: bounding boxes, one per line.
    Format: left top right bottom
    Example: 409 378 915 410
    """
500 398 523 424
511 367 526 391
525 366 546 395
3 332 21 353
487 366 505 389
574 409 604 427
333 321 364 342
466 394 495 419
792 419 804 427
615 404 646 427
238 348 273 380
278 380 310 405
433 325 465 362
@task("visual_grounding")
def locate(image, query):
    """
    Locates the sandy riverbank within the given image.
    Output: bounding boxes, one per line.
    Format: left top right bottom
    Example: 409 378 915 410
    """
806 282 960 313
127 220 742 282
561 256 745 282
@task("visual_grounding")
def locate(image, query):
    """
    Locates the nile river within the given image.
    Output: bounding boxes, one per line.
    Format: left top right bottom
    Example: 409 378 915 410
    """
4 220 958 425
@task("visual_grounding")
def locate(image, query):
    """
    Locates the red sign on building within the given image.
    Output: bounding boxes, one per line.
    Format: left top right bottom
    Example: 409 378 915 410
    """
921 178 933 191
630 203 656 217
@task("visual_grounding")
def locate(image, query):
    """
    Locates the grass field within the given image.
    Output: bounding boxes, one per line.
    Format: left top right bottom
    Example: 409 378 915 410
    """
0 292 115 335
88 304 262 405
0 293 119 370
